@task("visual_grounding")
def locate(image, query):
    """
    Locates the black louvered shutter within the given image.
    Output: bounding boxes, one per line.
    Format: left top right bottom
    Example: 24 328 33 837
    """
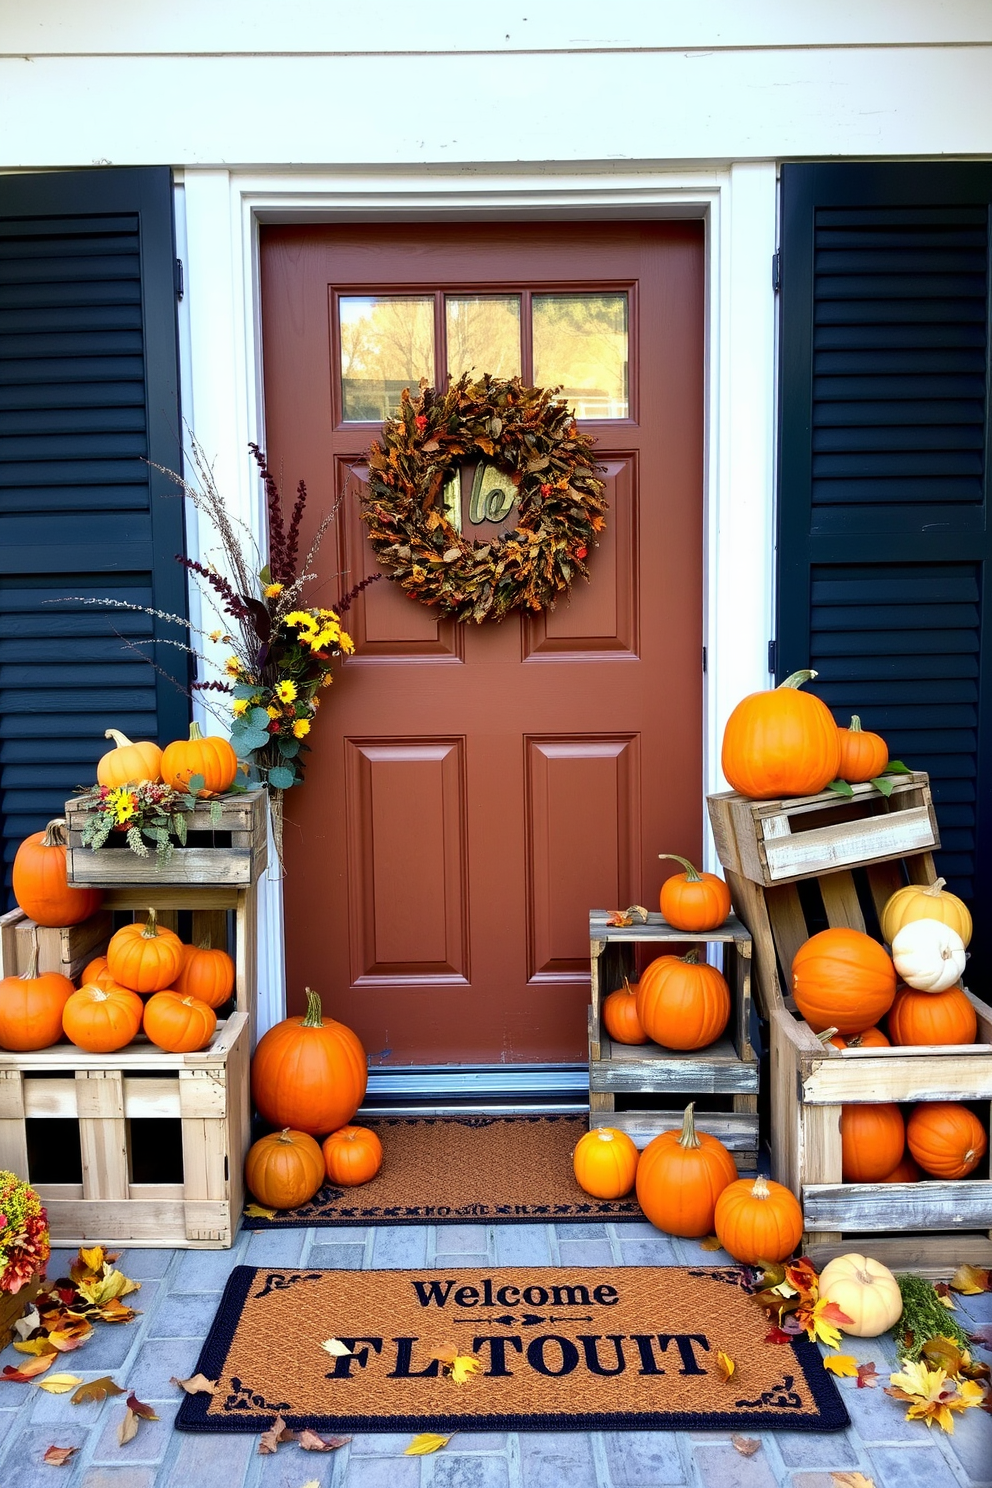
778 162 992 971
0 168 188 897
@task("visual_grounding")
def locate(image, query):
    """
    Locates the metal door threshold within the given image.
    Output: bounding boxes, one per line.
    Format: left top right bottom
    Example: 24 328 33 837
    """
359 1062 589 1116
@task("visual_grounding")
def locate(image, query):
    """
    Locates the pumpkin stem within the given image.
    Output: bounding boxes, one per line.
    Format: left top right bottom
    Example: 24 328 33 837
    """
24 927 40 982
778 669 817 690
751 1175 772 1200
89 988 110 1002
141 908 162 940
848 716 863 733
188 721 204 742
302 987 324 1027
677 1102 701 1150
40 818 69 849
596 1129 616 1143
680 948 701 965
104 728 135 749
196 937 213 951
924 878 948 897
658 853 702 882
276 1128 294 1145
816 1026 840 1045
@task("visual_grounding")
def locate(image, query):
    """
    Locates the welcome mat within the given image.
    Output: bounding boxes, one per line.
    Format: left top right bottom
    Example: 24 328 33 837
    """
242 1116 651 1228
176 1265 849 1434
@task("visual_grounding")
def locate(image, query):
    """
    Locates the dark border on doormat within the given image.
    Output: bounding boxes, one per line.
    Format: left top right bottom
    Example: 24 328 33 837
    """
175 1266 851 1435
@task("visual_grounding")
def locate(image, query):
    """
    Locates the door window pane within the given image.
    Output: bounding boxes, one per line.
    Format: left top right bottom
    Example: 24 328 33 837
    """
339 295 434 421
445 296 521 380
532 292 628 418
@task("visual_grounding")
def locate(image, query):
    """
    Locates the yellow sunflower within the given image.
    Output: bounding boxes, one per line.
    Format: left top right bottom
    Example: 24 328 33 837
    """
292 718 311 739
275 680 297 703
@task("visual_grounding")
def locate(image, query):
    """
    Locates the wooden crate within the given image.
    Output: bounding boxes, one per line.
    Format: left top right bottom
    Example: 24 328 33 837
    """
64 789 267 887
0 1012 250 1248
0 908 113 981
708 771 938 887
588 910 760 1171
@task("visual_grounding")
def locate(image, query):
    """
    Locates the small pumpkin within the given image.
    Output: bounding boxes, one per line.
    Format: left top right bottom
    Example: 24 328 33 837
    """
880 876 972 949
602 978 648 1045
888 983 977 1047
572 1127 639 1199
63 983 143 1053
827 1026 891 1050
174 941 236 1010
891 918 966 994
791 927 896 1035
657 854 731 932
0 933 74 1051
12 819 104 928
636 950 730 1051
245 1128 325 1210
836 716 888 784
635 1103 737 1237
880 1153 923 1183
721 669 841 800
714 1174 804 1264
143 991 217 1053
322 1125 383 1187
251 988 368 1137
161 721 238 797
841 1103 906 1183
107 908 184 993
907 1102 988 1180
81 955 114 989
96 728 163 788
817 1254 903 1337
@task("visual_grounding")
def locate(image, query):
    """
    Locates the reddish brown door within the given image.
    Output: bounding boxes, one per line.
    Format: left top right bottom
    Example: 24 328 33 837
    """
260 221 703 1067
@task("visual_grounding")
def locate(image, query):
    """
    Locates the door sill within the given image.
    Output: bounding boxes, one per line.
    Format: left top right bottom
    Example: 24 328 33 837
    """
359 1062 589 1116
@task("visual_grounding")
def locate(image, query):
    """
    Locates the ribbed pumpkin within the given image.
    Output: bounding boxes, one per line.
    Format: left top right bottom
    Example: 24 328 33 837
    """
891 919 966 994
245 1128 325 1210
174 941 236 1010
572 1127 640 1199
322 1125 383 1187
96 728 163 787
888 983 977 1048
827 1026 891 1050
107 908 184 993
907 1102 988 1180
880 877 972 949
0 936 74 1051
81 955 115 989
836 716 888 784
12 819 104 928
841 1103 906 1183
635 1103 737 1237
602 979 648 1045
636 950 730 1051
251 988 368 1137
657 855 731 932
880 1153 923 1183
143 991 217 1053
161 721 237 797
63 983 143 1053
817 1254 902 1337
721 669 841 800
791 927 896 1035
714 1175 804 1264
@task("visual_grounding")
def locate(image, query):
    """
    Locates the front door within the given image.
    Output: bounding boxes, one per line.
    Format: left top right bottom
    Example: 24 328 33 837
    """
260 221 704 1068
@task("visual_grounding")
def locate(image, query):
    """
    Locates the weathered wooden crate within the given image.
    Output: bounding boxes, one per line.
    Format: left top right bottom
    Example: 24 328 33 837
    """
0 1012 251 1248
708 771 938 887
64 789 267 887
0 908 113 982
588 910 759 1171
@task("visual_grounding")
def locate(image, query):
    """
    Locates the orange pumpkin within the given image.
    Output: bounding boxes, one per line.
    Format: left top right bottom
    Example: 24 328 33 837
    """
161 721 237 797
322 1125 383 1187
841 1104 906 1183
250 988 368 1137
721 669 841 800
635 1103 737 1237
0 936 74 1051
907 1102 988 1180
96 728 163 787
714 1175 804 1264
143 991 217 1053
174 941 236 1009
888 983 977 1048
836 716 888 784
63 983 143 1053
827 1026 891 1050
791 927 896 1035
657 855 731 932
107 908 184 993
81 955 114 989
245 1128 326 1210
636 950 730 1051
602 979 648 1045
11 819 103 928
572 1127 639 1199
880 1153 923 1183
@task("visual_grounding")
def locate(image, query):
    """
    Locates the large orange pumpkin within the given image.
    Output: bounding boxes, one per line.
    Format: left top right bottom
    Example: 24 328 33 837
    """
0 937 74 1051
841 1104 906 1183
907 1103 988 1180
143 991 217 1053
828 1026 890 1050
322 1125 383 1187
636 951 730 1051
245 1128 326 1210
602 979 648 1045
657 855 731 932
888 983 977 1048
721 669 841 800
11 819 103 928
174 941 236 1010
161 721 237 797
63 983 143 1053
714 1175 804 1264
251 988 368 1137
96 728 163 787
791 927 896 1035
572 1127 639 1199
107 908 184 993
635 1104 737 1237
836 716 888 784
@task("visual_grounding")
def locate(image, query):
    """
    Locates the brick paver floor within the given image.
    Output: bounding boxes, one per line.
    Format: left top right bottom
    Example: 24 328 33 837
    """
1 1223 989 1487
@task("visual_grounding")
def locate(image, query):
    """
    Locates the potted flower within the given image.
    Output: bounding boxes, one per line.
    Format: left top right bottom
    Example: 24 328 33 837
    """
0 1171 50 1349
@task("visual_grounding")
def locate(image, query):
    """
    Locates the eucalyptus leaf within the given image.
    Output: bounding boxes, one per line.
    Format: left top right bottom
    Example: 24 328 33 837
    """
248 706 272 730
277 738 300 759
871 775 895 797
825 779 855 799
210 799 223 825
267 765 296 791
175 813 188 846
186 774 205 797
232 730 269 758
883 760 912 776
233 683 258 700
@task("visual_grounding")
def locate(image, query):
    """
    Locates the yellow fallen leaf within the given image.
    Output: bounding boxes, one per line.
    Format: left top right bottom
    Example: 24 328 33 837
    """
831 1475 878 1488
700 1235 723 1252
824 1354 860 1378
715 1350 735 1383
36 1375 84 1395
950 1263 990 1295
14 1338 56 1356
79 1246 105 1274
244 1204 276 1220
405 1433 454 1455
320 1338 352 1357
449 1354 483 1384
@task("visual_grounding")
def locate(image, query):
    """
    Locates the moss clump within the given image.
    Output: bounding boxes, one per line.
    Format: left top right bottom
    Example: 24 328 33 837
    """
896 1274 972 1362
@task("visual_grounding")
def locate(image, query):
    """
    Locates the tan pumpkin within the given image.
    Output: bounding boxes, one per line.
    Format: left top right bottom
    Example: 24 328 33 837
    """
891 919 966 994
602 979 648 1045
245 1128 325 1210
880 877 972 949
96 729 163 787
817 1254 903 1337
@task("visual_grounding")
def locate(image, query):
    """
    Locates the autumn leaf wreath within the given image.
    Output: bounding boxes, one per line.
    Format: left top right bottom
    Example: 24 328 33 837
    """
361 373 608 623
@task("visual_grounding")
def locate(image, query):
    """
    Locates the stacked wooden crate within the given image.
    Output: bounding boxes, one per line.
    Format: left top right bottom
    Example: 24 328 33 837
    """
0 790 265 1249
708 773 992 1275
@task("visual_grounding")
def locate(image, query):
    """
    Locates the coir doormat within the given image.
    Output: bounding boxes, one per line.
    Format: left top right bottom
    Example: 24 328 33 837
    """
243 1116 651 1227
176 1265 849 1434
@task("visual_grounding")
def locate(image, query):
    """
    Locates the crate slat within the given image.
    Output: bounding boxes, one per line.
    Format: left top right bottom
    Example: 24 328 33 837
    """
803 1180 992 1231
64 789 267 887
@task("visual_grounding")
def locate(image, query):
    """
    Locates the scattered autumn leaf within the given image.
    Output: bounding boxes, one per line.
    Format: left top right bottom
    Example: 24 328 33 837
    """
429 1343 483 1384
700 1235 723 1252
76 1267 140 1309
47 1320 94 1353
886 1358 986 1432
71 1376 125 1405
118 1408 139 1446
42 1445 78 1467
14 1337 58 1357
731 1435 760 1455
715 1350 735 1382
831 1475 878 1488
319 1338 352 1358
856 1362 879 1389
803 1297 851 1350
170 1373 217 1395
36 1374 84 1395
94 1298 140 1325
244 1203 276 1220
950 1264 991 1295
259 1415 296 1453
13 1306 40 1341
297 1429 350 1451
126 1393 159 1421
922 1336 967 1376
824 1354 859 1378
405 1433 454 1455
2 1351 57 1381
764 1326 792 1345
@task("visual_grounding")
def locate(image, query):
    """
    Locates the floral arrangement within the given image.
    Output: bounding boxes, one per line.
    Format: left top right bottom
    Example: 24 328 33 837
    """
0 1172 50 1295
71 779 212 862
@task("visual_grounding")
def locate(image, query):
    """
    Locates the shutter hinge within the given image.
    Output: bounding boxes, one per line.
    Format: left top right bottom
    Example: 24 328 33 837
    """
772 250 781 293
175 257 184 301
768 638 777 675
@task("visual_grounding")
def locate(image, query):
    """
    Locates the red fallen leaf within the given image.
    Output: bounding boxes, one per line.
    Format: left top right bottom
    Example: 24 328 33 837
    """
857 1362 880 1389
125 1392 159 1421
2 1352 57 1382
818 1301 855 1327
764 1326 793 1344
43 1445 78 1467
970 1326 992 1349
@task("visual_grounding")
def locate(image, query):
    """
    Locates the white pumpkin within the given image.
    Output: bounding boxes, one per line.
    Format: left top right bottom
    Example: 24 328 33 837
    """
817 1253 903 1338
891 918 966 993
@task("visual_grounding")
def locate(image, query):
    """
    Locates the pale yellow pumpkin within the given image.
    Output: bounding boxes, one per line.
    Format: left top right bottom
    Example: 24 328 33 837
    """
816 1253 903 1338
880 877 972 949
891 918 966 993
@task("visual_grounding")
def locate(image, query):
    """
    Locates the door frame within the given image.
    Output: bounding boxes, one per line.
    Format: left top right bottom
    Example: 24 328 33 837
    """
175 162 778 1038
